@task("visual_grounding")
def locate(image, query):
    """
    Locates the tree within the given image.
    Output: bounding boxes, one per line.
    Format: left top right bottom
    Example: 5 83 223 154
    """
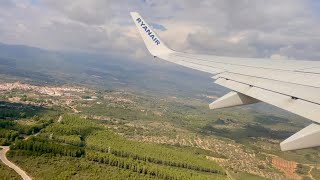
32 115 40 121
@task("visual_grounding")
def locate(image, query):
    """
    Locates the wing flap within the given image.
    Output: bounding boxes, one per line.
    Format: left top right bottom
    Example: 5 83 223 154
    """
215 78 320 123
281 123 320 151
214 72 320 104
209 91 260 109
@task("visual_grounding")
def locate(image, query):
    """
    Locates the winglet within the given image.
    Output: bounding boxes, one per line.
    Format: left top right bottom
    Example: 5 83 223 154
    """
130 12 173 57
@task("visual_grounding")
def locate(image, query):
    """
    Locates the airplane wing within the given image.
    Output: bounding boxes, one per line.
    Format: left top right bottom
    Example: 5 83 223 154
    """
130 12 320 151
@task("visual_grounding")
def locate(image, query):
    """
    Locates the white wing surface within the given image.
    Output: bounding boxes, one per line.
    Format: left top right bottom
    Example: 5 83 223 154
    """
130 12 320 151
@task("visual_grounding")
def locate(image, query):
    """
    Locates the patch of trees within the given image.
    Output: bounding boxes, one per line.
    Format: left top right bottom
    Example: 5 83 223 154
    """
0 110 22 119
0 129 20 145
53 135 83 147
0 117 54 137
0 120 15 128
14 124 48 136
86 151 219 180
86 131 225 175
90 147 222 174
42 115 100 137
0 129 19 141
14 115 226 178
42 115 225 175
11 137 84 157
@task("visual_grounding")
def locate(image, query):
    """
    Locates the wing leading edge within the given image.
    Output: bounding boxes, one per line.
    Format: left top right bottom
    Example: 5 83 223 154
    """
130 12 320 151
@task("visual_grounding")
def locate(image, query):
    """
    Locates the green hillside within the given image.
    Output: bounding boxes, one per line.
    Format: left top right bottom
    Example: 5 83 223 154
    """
7 115 227 180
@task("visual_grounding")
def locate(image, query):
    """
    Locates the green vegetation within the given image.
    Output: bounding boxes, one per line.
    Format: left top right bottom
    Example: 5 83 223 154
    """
86 130 224 174
42 115 99 137
11 137 84 157
86 151 224 180
1 43 320 180
0 84 318 179
0 100 59 118
7 154 158 180
0 117 53 146
311 168 320 179
0 161 21 180
53 135 83 146
231 172 270 180
265 148 320 164
7 114 227 179
0 99 61 146
170 145 227 159
296 164 310 175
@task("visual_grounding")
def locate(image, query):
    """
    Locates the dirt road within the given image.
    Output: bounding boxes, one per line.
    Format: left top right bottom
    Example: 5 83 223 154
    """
0 146 32 180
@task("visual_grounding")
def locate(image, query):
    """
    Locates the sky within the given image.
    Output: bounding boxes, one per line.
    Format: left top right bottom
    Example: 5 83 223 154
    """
0 0 320 61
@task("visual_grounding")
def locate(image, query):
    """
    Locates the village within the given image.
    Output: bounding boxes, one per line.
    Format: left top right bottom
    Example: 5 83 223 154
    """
0 82 86 96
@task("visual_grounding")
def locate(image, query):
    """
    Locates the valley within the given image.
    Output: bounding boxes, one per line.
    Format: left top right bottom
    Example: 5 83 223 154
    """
0 82 319 180
0 43 319 180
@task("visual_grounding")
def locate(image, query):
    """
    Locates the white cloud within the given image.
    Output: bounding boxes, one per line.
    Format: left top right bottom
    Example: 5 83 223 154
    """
0 0 319 60
42 0 112 25
0 0 15 8
270 54 289 60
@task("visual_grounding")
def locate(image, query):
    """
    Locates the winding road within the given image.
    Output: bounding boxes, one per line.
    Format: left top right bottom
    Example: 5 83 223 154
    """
0 146 32 180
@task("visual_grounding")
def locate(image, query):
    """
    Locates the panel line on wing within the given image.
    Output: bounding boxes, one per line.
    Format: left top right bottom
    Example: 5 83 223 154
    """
216 77 320 106
174 54 304 72
174 53 320 75
215 78 320 123
170 54 320 88
216 72 320 89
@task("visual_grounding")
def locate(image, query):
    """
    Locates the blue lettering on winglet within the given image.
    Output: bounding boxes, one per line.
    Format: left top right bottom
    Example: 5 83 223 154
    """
136 18 160 46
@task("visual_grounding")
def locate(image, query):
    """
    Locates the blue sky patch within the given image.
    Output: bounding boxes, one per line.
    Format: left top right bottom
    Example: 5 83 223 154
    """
150 22 167 31
30 0 39 5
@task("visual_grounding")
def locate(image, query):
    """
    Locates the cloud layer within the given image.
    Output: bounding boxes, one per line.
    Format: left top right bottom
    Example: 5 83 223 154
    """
0 0 320 60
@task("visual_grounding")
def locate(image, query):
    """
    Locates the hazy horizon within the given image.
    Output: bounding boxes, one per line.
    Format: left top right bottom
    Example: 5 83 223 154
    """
0 0 320 61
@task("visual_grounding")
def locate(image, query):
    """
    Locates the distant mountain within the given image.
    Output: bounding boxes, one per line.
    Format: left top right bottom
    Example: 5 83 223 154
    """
0 42 227 98
0 42 306 120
